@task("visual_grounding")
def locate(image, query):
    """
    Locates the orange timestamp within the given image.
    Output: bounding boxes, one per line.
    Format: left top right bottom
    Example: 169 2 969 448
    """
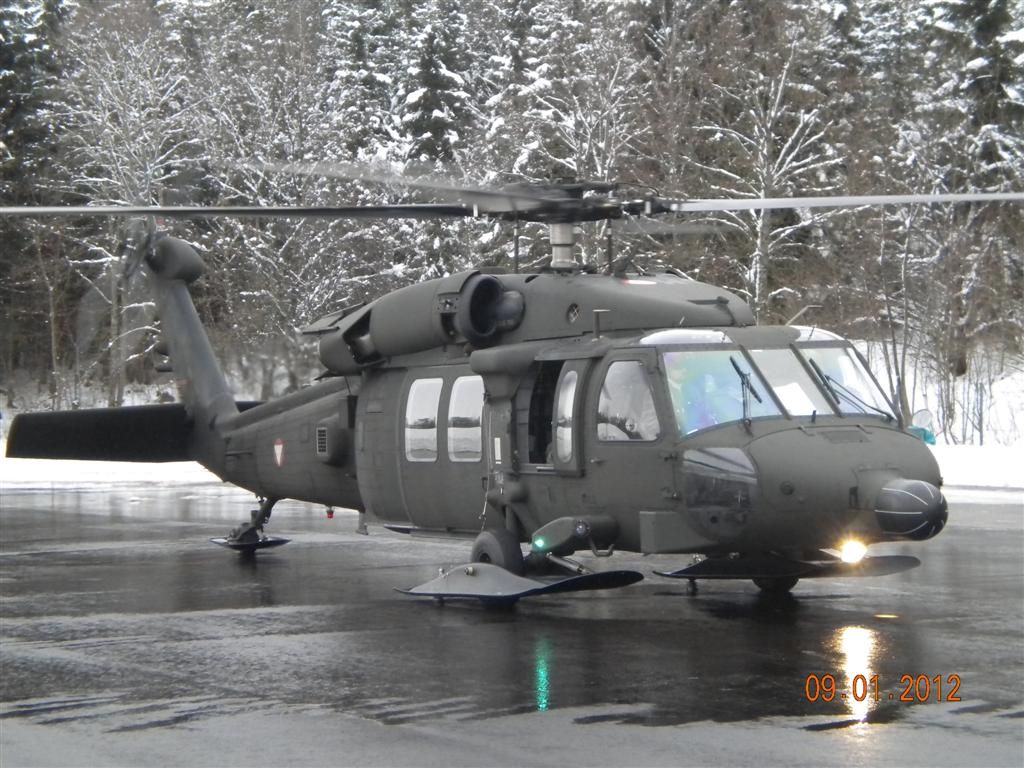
804 673 962 703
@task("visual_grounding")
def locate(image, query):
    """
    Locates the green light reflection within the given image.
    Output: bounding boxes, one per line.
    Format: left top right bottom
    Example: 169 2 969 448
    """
534 636 552 711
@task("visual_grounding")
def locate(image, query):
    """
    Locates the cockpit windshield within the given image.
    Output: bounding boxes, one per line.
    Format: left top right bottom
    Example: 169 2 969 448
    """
660 339 895 435
746 348 832 416
799 344 895 419
662 350 781 434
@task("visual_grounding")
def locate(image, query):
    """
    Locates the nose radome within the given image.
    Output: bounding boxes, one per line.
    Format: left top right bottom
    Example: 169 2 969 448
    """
875 478 948 540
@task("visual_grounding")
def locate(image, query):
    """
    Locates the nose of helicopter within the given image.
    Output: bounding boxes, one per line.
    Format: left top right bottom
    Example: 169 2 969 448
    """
741 425 949 547
874 477 948 540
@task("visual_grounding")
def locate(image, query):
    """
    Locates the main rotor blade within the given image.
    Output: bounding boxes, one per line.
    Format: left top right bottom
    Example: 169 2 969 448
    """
655 191 1024 214
248 161 568 213
0 204 476 219
621 219 724 237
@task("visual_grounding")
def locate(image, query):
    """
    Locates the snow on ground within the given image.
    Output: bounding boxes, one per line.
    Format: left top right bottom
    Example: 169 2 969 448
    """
929 444 1022 490
0 438 222 491
860 342 1024 448
1 700 1021 768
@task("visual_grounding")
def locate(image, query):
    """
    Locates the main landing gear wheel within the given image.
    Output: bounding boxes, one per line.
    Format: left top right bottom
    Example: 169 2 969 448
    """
471 528 525 576
753 576 799 594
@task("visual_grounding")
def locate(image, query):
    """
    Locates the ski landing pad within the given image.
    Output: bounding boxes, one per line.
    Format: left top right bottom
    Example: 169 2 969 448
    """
398 562 643 604
655 553 921 580
210 536 291 552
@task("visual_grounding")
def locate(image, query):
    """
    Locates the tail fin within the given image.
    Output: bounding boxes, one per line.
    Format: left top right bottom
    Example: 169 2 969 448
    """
147 237 237 468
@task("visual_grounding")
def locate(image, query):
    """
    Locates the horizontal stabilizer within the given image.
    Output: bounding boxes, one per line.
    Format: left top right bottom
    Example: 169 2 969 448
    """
5 404 192 462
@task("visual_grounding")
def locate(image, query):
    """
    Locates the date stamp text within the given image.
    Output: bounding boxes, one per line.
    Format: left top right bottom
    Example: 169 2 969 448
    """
804 674 961 703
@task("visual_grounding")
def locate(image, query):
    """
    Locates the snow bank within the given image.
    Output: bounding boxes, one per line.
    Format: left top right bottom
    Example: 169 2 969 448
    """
928 444 1023 490
859 342 1024 448
0 438 222 490
2 440 1020 497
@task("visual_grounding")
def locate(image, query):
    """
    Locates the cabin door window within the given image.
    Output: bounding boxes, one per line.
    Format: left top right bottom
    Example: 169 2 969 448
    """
554 370 578 463
404 377 443 462
447 375 484 462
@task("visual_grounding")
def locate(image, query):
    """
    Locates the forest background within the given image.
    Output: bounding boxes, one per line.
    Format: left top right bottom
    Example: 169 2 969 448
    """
1 0 1022 445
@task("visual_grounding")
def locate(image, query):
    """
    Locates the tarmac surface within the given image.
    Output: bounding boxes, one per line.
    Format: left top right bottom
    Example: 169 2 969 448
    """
1 480 1022 767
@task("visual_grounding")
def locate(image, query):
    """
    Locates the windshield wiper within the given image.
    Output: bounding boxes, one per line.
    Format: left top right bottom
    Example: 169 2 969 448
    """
807 357 843 409
729 356 762 432
829 376 894 421
729 355 763 404
807 357 893 422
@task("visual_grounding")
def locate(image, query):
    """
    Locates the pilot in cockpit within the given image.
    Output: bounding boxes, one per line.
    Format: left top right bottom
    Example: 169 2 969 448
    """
665 354 742 434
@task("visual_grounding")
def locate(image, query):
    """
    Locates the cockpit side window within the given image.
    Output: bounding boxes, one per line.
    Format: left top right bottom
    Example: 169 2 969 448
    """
597 361 660 441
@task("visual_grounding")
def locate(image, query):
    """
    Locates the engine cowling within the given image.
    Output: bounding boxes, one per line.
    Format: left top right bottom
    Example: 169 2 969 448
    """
317 270 524 375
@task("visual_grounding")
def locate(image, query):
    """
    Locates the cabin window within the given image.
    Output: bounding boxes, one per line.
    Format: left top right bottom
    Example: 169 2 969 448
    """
597 361 660 441
405 377 443 462
448 375 484 462
554 370 578 463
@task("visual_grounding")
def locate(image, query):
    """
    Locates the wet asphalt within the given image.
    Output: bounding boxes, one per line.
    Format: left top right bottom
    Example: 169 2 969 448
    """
1 482 1022 766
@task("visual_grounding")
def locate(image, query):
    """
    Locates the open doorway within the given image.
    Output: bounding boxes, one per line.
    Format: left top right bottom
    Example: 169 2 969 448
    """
521 361 564 464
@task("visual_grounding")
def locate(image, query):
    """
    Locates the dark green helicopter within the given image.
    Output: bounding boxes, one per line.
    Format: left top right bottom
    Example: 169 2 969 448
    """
5 182 1021 602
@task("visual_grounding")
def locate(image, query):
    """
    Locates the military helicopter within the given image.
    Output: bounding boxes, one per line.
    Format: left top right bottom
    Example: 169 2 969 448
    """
4 180 1022 602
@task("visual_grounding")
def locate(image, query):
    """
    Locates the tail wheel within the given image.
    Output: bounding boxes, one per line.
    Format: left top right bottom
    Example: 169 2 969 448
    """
471 528 525 576
753 576 799 594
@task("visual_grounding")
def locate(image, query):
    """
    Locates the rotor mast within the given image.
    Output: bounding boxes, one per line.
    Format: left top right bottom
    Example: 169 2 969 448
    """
548 222 577 271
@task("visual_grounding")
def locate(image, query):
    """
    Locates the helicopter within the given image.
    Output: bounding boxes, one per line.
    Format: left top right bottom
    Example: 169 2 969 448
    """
4 180 1022 603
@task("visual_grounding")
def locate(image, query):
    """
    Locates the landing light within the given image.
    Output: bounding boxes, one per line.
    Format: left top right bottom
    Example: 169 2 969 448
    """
839 539 868 564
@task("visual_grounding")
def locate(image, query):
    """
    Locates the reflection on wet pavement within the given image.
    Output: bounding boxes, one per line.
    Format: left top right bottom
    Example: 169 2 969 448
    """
1 488 1022 741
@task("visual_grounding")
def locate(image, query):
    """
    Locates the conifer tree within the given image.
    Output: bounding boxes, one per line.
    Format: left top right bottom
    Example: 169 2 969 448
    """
0 0 68 399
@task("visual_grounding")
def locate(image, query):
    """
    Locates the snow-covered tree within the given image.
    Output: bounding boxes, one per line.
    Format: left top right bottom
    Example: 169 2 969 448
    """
319 0 406 162
45 1 214 405
0 0 69 405
684 56 842 320
1 0 1020 441
399 0 473 165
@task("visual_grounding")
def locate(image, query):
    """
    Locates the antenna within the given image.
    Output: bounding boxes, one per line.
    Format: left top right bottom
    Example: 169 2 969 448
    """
786 304 822 325
605 224 614 272
513 217 520 274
